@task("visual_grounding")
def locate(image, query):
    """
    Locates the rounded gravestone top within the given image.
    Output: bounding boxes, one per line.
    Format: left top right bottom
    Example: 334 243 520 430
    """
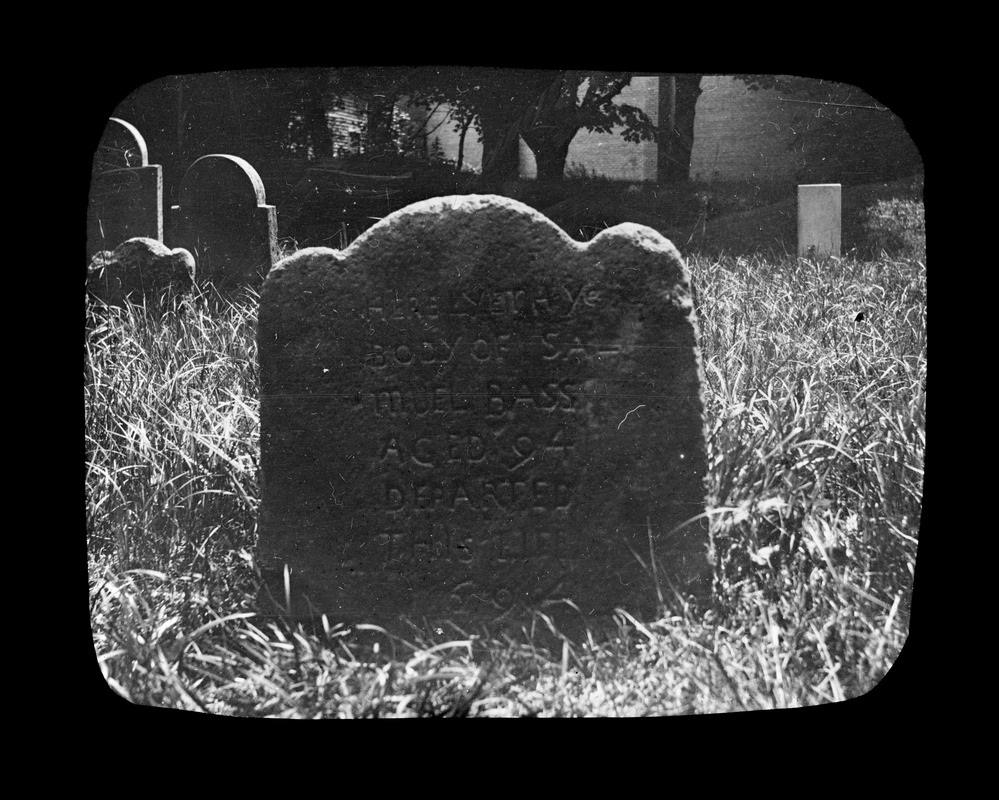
89 237 195 274
95 118 149 172
179 154 268 209
87 237 195 307
341 193 683 261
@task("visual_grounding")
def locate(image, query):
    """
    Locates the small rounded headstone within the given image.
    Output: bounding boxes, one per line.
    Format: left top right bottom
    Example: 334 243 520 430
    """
87 237 195 307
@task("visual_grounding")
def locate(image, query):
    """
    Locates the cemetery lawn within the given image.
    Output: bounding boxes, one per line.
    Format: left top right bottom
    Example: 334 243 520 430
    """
86 246 924 717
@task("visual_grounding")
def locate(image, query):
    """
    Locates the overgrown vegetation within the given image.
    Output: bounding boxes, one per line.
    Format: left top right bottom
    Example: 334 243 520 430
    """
861 197 925 260
86 198 925 716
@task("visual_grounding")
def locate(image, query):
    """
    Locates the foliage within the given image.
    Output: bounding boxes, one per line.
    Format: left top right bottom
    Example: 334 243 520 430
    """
861 197 926 259
409 68 657 183
427 137 455 167
509 71 656 182
534 72 657 142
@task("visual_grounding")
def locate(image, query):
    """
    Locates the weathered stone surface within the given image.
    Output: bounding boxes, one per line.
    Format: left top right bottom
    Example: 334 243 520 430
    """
88 237 195 307
87 118 163 258
169 154 278 294
258 195 709 633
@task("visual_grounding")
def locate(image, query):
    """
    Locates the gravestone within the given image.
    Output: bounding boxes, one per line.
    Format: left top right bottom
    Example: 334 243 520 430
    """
798 183 842 257
258 195 709 634
87 118 163 258
88 237 195 308
170 155 278 294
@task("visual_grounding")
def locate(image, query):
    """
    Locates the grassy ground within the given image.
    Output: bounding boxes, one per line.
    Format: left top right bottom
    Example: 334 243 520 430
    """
86 190 925 717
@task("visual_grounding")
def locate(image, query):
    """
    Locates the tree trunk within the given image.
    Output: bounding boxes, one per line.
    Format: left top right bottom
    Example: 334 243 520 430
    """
365 95 397 157
657 74 703 183
524 131 574 182
305 98 333 159
456 115 473 173
657 75 676 180
480 108 522 187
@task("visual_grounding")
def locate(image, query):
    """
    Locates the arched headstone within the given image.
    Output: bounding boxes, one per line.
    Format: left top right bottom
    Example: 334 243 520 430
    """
87 118 163 258
170 155 278 294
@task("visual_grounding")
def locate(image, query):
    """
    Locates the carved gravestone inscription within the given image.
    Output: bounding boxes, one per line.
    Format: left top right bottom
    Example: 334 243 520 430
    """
258 195 709 630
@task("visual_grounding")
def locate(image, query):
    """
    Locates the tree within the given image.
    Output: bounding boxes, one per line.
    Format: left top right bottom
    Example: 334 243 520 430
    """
413 68 659 185
451 106 476 173
657 74 704 183
410 68 550 184
517 71 657 182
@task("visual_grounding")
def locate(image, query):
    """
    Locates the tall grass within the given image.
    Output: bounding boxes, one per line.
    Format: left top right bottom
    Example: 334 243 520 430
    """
87 289 261 708
87 242 925 715
695 253 923 701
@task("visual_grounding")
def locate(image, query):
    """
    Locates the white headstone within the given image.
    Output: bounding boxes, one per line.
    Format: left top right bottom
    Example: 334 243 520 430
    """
798 184 841 257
